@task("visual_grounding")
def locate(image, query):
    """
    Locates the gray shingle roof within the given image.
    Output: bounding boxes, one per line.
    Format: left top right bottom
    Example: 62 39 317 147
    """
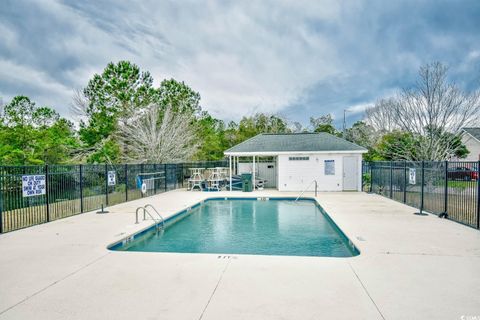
225 133 367 154
463 128 480 141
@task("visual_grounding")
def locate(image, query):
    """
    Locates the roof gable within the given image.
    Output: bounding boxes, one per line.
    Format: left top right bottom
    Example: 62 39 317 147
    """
225 133 367 154
463 128 480 142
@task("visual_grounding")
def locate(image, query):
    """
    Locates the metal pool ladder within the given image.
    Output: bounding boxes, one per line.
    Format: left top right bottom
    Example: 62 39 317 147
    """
295 180 318 202
135 204 165 230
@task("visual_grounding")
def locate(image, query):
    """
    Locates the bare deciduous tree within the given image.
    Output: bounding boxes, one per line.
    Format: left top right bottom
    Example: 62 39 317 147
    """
70 89 90 123
118 104 198 163
290 121 305 133
365 62 480 160
364 98 397 132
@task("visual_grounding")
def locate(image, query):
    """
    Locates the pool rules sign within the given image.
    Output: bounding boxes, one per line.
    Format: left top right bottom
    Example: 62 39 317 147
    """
22 175 46 197
409 168 416 185
107 171 116 186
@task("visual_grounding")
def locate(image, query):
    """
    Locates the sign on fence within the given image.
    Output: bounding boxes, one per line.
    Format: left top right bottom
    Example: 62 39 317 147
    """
409 168 416 185
107 171 116 186
22 175 46 197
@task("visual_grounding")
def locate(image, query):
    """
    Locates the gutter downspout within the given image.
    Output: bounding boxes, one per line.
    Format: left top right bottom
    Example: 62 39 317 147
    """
253 156 256 191
229 155 232 192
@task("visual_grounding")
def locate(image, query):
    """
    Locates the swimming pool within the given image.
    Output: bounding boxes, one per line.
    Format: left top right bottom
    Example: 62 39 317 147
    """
110 198 359 257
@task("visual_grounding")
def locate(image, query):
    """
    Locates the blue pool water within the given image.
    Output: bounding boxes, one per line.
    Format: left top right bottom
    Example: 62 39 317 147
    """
114 199 358 257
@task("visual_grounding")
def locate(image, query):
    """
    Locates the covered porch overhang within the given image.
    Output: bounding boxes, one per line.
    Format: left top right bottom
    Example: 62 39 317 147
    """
224 152 280 191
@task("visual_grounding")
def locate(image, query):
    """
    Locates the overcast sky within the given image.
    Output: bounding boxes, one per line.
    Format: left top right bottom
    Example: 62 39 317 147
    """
1 0 479 126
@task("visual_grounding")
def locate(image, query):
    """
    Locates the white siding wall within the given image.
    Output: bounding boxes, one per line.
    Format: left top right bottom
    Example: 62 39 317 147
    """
462 134 480 161
277 153 362 192
357 155 363 191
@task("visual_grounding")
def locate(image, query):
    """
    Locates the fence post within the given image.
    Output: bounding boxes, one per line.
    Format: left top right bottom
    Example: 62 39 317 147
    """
415 160 427 216
105 164 108 205
164 164 167 192
175 164 178 189
183 163 188 188
0 167 3 233
154 164 157 194
141 163 144 197
45 164 50 222
415 160 425 215
443 161 448 217
79 164 84 213
477 161 480 229
369 163 373 193
403 161 407 203
389 161 393 199
181 164 184 188
125 164 128 202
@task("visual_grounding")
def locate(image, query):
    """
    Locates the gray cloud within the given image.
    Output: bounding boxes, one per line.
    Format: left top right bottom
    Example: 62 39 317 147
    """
0 0 479 125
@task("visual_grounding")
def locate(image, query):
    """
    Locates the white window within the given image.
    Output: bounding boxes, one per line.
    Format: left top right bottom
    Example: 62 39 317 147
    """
324 160 335 175
288 156 309 161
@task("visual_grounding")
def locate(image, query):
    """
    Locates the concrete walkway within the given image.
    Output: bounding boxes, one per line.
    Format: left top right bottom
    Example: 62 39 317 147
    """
0 190 479 320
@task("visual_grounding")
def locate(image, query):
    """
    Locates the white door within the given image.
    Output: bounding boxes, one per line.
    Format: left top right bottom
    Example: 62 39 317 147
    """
343 156 358 191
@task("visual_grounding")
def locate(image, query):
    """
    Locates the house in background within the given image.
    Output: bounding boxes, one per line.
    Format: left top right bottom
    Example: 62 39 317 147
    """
462 128 480 161
224 133 367 192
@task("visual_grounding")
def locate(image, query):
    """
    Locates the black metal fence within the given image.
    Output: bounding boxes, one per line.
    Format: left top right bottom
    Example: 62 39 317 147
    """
363 161 480 229
0 160 227 233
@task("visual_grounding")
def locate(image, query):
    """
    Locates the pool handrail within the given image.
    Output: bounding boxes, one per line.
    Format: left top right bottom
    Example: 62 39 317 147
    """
143 204 165 229
295 180 318 202
135 207 144 224
135 205 165 230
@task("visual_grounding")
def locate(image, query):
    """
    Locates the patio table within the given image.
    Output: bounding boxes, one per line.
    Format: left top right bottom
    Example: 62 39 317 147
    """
188 168 205 191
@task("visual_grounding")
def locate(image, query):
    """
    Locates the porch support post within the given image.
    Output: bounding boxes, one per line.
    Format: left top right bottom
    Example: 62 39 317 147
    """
229 155 232 192
252 155 256 191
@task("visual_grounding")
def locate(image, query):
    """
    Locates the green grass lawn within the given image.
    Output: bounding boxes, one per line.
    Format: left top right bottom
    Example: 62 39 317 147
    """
433 180 476 189
446 180 475 189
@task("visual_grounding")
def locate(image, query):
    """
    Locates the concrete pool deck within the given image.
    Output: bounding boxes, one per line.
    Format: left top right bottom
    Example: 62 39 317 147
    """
0 190 479 320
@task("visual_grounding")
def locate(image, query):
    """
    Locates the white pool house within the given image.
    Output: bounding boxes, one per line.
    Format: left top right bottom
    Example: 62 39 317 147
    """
224 133 367 192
